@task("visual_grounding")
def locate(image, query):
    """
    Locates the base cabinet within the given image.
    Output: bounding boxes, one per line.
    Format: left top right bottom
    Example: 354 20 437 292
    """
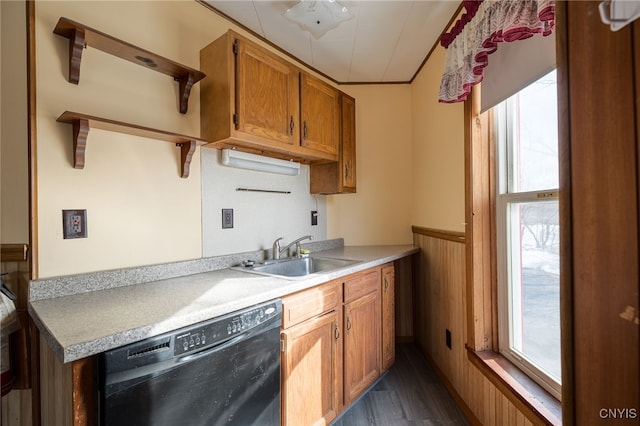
343 290 380 404
281 310 341 426
280 281 342 426
280 264 395 424
342 268 381 405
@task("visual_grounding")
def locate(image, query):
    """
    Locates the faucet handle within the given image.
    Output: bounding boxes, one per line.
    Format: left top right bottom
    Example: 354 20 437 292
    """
272 237 284 260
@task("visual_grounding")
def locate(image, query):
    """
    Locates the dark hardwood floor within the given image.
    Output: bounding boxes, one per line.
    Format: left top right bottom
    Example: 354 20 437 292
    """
332 344 470 426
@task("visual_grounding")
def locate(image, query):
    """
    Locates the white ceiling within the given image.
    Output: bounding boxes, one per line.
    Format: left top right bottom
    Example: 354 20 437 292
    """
202 1 460 83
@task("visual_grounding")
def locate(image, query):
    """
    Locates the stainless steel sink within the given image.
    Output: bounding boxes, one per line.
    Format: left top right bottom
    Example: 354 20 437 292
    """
236 256 360 279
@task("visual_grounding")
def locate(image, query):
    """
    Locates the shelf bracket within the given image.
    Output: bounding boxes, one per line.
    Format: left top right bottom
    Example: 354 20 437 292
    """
68 28 85 84
73 118 90 169
177 73 197 114
178 141 197 178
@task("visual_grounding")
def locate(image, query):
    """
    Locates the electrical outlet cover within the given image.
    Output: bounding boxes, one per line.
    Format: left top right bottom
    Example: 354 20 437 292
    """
222 209 234 229
62 209 87 239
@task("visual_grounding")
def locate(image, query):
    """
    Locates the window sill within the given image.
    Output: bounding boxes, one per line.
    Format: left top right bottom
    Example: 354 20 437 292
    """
466 345 562 425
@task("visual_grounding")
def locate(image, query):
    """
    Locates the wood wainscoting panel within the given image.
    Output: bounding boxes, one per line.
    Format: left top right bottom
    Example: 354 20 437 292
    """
413 231 545 426
394 255 414 341
1 244 34 426
39 335 73 426
1 390 32 426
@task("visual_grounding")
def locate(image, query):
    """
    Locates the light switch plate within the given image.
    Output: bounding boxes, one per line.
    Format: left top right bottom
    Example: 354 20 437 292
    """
222 209 234 229
62 209 87 239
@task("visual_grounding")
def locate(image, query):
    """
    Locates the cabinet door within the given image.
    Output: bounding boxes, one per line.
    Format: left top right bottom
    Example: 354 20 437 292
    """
381 264 395 372
343 290 380 404
340 93 356 191
309 93 356 194
281 310 342 426
300 73 339 157
236 38 299 146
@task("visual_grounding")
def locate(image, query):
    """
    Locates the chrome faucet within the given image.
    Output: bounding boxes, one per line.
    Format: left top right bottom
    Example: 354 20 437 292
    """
271 235 313 260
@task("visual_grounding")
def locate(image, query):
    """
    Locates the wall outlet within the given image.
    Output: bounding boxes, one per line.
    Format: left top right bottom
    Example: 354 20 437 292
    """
311 210 318 226
62 209 87 239
446 329 452 350
222 209 234 229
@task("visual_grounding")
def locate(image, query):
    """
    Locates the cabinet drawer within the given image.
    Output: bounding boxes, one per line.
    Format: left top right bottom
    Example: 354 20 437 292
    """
282 281 341 329
343 268 380 304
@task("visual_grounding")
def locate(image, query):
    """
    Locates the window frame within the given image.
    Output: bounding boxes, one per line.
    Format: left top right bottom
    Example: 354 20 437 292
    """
494 92 561 401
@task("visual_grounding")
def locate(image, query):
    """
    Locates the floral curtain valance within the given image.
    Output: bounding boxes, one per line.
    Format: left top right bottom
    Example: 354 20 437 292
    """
438 0 555 103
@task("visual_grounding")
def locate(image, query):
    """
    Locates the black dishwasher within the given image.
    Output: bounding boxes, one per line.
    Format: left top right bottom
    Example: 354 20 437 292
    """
99 299 282 426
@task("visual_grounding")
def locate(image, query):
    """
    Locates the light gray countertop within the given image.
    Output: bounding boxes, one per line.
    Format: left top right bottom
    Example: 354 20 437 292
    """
29 245 418 363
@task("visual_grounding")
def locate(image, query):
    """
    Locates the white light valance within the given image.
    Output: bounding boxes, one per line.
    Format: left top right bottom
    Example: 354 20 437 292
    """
438 0 556 105
221 149 301 176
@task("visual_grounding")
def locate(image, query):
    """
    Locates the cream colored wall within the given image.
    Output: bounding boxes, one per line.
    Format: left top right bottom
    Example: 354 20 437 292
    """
1 0 29 244
411 45 465 233
327 84 414 246
34 1 227 277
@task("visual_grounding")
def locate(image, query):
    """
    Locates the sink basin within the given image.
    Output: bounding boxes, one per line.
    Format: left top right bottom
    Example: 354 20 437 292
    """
237 256 360 278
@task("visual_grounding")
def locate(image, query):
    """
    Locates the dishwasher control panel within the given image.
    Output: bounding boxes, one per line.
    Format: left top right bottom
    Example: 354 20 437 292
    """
173 300 281 356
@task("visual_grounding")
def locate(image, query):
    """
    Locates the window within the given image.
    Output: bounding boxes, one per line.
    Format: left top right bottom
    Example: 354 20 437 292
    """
494 70 561 399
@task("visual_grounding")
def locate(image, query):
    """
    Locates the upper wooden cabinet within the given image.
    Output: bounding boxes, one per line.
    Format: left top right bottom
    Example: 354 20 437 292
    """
300 73 340 157
200 30 339 163
310 93 356 194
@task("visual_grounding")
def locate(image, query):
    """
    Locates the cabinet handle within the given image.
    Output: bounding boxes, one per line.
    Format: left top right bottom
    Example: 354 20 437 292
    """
303 121 308 140
344 163 349 179
384 277 388 292
289 116 295 136
334 322 340 340
346 315 352 332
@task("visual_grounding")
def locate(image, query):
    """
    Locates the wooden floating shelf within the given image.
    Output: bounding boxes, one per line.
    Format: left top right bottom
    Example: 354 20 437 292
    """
56 111 207 178
53 17 206 114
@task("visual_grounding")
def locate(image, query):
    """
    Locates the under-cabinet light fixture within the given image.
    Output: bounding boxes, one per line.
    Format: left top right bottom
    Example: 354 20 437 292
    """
221 149 301 176
283 0 353 39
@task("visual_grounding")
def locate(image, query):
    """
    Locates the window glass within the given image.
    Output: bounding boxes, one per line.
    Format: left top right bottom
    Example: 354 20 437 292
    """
509 70 559 193
507 200 561 382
